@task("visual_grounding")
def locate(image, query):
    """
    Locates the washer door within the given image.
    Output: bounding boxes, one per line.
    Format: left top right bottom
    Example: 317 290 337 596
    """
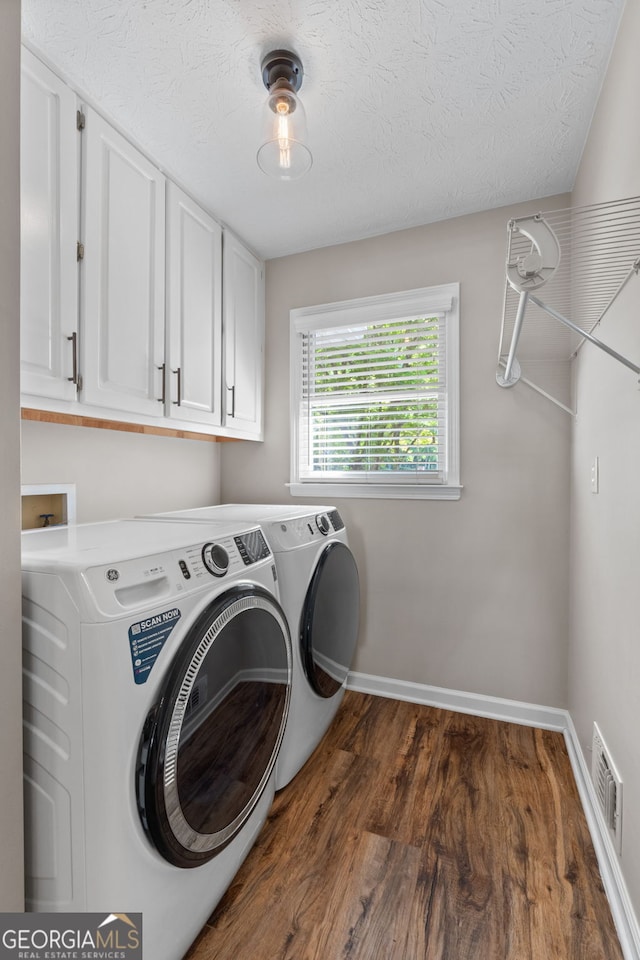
300 541 360 698
137 585 290 868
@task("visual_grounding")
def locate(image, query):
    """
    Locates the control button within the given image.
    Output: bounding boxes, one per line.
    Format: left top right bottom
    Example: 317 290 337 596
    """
201 543 230 577
316 514 330 535
179 559 191 580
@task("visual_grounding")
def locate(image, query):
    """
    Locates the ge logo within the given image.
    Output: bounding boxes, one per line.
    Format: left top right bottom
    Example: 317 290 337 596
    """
106 569 120 582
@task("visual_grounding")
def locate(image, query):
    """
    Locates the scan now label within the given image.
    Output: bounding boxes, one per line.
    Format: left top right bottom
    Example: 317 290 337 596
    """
128 607 182 684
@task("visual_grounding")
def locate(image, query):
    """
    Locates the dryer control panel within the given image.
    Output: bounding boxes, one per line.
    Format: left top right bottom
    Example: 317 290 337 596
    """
263 509 345 552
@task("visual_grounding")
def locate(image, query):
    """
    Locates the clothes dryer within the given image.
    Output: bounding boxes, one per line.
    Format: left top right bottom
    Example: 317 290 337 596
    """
140 505 359 789
21 518 291 960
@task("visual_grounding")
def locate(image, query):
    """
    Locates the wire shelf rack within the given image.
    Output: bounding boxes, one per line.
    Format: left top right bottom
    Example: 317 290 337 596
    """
497 196 640 413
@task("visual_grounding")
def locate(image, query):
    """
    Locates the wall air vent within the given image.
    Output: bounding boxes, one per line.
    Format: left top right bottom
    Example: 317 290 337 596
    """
591 722 623 854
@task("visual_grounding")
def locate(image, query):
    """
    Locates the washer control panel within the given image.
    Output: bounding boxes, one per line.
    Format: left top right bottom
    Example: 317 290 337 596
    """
187 529 270 580
83 526 272 615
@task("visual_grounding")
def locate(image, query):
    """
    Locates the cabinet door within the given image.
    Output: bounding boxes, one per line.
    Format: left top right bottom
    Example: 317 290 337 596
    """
20 48 79 401
166 183 222 426
223 233 265 438
81 108 165 417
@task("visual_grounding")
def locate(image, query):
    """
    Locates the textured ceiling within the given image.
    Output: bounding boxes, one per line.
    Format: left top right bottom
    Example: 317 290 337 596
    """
22 0 625 260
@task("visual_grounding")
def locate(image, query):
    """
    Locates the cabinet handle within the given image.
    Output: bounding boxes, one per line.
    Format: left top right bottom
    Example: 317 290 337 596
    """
227 384 235 418
157 363 166 404
67 333 78 385
172 367 182 406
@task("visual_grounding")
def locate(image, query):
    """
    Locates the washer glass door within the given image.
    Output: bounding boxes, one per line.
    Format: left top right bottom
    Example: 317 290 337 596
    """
300 541 360 698
137 585 290 867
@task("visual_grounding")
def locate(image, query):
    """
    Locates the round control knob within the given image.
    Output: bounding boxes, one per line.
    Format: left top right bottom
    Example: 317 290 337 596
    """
315 514 330 536
201 543 230 577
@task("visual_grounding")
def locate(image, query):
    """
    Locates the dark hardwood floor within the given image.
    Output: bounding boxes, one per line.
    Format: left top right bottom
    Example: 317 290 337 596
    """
185 691 623 960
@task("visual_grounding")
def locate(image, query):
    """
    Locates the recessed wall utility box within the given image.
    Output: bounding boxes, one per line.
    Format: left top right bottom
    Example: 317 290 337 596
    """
21 483 77 530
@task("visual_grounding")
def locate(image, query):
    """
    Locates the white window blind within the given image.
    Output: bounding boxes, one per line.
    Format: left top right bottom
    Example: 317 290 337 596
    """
290 284 460 500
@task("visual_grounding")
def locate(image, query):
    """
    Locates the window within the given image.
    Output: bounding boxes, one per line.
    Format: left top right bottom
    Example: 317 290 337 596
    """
290 283 460 500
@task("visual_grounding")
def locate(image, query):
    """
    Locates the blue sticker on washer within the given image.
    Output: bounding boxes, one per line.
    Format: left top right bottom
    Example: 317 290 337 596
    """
128 608 181 684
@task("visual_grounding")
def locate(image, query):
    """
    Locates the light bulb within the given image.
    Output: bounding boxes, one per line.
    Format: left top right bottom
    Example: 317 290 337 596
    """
257 66 312 181
274 94 293 170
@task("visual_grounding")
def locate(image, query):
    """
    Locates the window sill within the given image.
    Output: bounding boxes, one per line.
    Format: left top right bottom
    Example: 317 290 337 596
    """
287 482 462 501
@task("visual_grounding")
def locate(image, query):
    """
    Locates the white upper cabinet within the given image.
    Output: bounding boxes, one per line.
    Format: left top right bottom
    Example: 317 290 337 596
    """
80 107 166 417
20 48 79 401
165 183 223 426
20 51 265 440
223 233 265 439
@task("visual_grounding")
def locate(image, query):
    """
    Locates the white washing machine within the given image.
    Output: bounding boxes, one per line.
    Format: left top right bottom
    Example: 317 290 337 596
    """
140 505 360 789
21 518 291 960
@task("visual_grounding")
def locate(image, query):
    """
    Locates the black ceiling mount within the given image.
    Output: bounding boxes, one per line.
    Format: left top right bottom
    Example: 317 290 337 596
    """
261 50 304 93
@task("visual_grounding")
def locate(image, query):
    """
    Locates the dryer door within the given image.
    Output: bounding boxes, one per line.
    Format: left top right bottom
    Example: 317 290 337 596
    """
137 585 290 868
300 541 360 698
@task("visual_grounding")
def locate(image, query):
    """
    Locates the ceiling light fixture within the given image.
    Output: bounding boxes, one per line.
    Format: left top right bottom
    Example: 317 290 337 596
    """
257 49 312 181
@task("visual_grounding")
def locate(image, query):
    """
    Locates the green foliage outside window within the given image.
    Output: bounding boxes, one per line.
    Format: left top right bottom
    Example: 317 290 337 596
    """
307 318 442 474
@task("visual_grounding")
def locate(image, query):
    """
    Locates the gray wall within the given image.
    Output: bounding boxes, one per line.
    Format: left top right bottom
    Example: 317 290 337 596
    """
221 199 572 707
21 420 222 522
0 0 25 910
569 0 640 915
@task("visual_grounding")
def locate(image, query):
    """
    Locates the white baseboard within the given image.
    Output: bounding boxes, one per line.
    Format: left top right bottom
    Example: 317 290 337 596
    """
347 670 568 730
346 671 640 960
563 714 640 960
